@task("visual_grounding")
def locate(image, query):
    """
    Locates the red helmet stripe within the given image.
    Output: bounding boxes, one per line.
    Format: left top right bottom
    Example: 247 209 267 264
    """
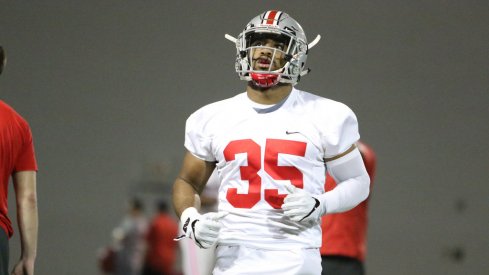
266 10 278 24
262 10 282 25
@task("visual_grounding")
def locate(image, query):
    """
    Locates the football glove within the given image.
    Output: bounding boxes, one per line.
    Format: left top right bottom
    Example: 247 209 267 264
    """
175 207 228 249
282 183 323 223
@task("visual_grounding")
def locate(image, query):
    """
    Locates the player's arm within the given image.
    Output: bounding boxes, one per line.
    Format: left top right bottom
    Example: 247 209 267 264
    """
172 151 215 217
357 141 377 188
11 171 38 275
321 144 370 213
172 151 227 248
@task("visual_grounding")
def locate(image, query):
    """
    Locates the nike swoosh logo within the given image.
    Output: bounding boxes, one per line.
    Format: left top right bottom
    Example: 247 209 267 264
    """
286 131 300 135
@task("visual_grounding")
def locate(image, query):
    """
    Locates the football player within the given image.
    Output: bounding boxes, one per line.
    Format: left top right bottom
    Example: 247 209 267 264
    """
172 10 370 275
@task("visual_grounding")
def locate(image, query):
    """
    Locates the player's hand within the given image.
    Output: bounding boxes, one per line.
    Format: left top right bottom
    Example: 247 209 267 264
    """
282 183 321 223
11 258 35 275
175 207 228 249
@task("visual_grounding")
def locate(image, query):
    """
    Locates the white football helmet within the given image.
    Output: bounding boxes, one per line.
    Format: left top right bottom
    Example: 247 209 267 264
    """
225 11 321 88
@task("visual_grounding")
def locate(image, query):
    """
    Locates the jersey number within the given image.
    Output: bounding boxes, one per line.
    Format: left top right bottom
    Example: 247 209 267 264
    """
223 139 307 209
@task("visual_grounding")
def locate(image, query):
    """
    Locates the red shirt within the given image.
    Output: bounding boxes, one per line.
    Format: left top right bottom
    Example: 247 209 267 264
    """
320 141 376 262
144 213 179 274
0 100 38 237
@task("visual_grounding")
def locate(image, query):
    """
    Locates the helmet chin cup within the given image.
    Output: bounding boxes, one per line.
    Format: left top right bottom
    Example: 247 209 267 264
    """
250 72 280 88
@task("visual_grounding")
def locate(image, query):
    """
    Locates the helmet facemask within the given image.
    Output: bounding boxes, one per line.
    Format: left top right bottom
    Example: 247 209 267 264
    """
236 27 308 88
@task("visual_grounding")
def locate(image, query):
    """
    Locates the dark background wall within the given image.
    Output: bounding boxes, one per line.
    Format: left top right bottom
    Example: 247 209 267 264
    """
1 1 488 274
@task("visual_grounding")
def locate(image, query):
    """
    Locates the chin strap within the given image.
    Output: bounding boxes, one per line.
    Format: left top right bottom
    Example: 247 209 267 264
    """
308 35 321 49
300 35 321 77
225 34 237 43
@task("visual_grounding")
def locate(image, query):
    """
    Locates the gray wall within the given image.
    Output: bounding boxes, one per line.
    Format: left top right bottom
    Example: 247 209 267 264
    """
1 1 488 274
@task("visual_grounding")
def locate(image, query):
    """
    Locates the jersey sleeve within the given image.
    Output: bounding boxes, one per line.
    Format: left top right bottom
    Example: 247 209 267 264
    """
322 103 360 159
14 119 38 172
184 109 215 162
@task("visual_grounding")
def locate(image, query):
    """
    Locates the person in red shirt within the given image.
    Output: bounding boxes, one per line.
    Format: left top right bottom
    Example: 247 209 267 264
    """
143 200 179 275
320 141 376 275
0 45 39 275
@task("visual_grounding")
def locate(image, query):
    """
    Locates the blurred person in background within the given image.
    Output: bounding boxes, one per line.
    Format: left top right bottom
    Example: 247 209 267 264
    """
113 198 148 275
0 45 39 275
142 200 179 275
321 141 376 275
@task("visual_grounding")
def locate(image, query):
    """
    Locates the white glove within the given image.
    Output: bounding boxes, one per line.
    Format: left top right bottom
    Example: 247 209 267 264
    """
282 183 322 223
175 207 228 248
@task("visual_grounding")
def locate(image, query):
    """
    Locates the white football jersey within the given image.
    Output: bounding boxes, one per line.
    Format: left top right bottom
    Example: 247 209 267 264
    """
185 88 359 250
